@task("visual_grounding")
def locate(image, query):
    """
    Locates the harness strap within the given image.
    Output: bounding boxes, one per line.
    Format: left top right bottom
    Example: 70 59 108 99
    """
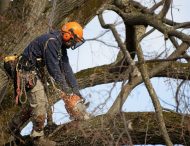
21 77 28 104
15 71 21 105
15 70 32 105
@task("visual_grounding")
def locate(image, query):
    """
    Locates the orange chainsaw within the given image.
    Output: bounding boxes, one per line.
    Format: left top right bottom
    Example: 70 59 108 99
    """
62 93 90 120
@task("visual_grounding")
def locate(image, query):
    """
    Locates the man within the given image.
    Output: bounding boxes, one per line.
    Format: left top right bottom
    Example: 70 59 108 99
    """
7 22 89 145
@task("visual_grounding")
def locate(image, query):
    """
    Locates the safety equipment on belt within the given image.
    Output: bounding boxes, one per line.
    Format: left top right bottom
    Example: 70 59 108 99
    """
3 55 37 105
61 21 85 50
4 55 18 80
62 94 90 120
4 55 18 63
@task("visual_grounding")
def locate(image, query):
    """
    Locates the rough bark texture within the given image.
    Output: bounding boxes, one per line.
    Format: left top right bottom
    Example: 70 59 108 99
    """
49 112 190 146
0 0 110 144
0 0 110 56
76 61 190 90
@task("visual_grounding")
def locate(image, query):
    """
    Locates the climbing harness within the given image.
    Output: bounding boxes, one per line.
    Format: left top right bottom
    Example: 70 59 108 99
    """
3 55 37 105
15 68 37 105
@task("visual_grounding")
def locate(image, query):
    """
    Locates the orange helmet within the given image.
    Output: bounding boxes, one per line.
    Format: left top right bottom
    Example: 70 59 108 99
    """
61 22 85 49
61 22 83 42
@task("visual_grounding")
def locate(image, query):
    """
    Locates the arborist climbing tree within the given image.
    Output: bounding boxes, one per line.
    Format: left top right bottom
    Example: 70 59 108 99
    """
4 21 90 146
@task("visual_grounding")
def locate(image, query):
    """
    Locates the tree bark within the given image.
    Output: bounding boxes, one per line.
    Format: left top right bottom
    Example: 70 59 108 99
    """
0 61 189 143
0 0 110 144
49 112 190 146
0 0 110 56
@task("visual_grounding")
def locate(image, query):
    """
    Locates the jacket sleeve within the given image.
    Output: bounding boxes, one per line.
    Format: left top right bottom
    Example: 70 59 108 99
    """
60 50 81 96
45 40 70 92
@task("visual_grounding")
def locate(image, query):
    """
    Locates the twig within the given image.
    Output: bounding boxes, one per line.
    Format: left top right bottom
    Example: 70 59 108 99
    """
144 120 149 145
175 80 186 112
86 39 118 49
150 1 164 12
139 28 155 41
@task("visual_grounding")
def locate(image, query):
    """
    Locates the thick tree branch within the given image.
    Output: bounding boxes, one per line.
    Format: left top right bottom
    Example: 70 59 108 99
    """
150 42 189 77
173 22 190 29
76 60 190 90
48 112 190 146
121 13 190 43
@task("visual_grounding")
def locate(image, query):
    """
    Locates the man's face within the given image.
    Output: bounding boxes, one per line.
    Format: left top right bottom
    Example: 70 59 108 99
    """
63 38 85 50
62 31 85 50
64 40 73 48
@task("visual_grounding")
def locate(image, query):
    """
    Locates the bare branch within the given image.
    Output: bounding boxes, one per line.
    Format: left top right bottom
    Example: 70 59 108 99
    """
169 37 190 62
87 29 111 40
136 37 173 146
139 28 155 41
150 1 164 12
120 12 190 44
174 22 190 29
111 1 190 43
86 38 118 49
175 80 186 112
97 7 136 66
108 78 141 114
169 36 179 48
158 0 172 19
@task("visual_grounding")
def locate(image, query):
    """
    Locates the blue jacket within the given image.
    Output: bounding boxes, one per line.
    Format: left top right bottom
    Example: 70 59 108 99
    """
22 31 80 95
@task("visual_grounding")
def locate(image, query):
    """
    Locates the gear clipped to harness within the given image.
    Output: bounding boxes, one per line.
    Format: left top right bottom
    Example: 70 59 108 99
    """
3 55 37 105
4 54 18 80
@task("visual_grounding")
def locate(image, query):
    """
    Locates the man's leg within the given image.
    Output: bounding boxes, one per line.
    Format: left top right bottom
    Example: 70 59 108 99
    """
8 105 32 140
28 78 56 145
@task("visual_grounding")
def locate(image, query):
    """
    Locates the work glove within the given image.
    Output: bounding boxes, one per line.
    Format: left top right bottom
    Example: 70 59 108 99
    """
72 87 90 107
72 87 82 97
61 93 90 120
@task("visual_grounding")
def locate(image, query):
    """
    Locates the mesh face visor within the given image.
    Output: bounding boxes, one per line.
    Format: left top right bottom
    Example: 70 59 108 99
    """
69 29 85 50
70 37 85 50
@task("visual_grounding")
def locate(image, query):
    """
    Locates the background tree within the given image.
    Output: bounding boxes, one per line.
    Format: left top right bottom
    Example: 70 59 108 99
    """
0 0 189 145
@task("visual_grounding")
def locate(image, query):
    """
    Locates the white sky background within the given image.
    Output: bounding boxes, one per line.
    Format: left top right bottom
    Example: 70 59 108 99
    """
22 1 190 143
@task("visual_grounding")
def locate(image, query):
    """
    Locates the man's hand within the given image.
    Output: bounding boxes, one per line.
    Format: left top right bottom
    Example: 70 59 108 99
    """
60 93 90 120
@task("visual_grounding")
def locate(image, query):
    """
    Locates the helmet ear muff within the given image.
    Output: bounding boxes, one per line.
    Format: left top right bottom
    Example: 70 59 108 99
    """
63 32 72 41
